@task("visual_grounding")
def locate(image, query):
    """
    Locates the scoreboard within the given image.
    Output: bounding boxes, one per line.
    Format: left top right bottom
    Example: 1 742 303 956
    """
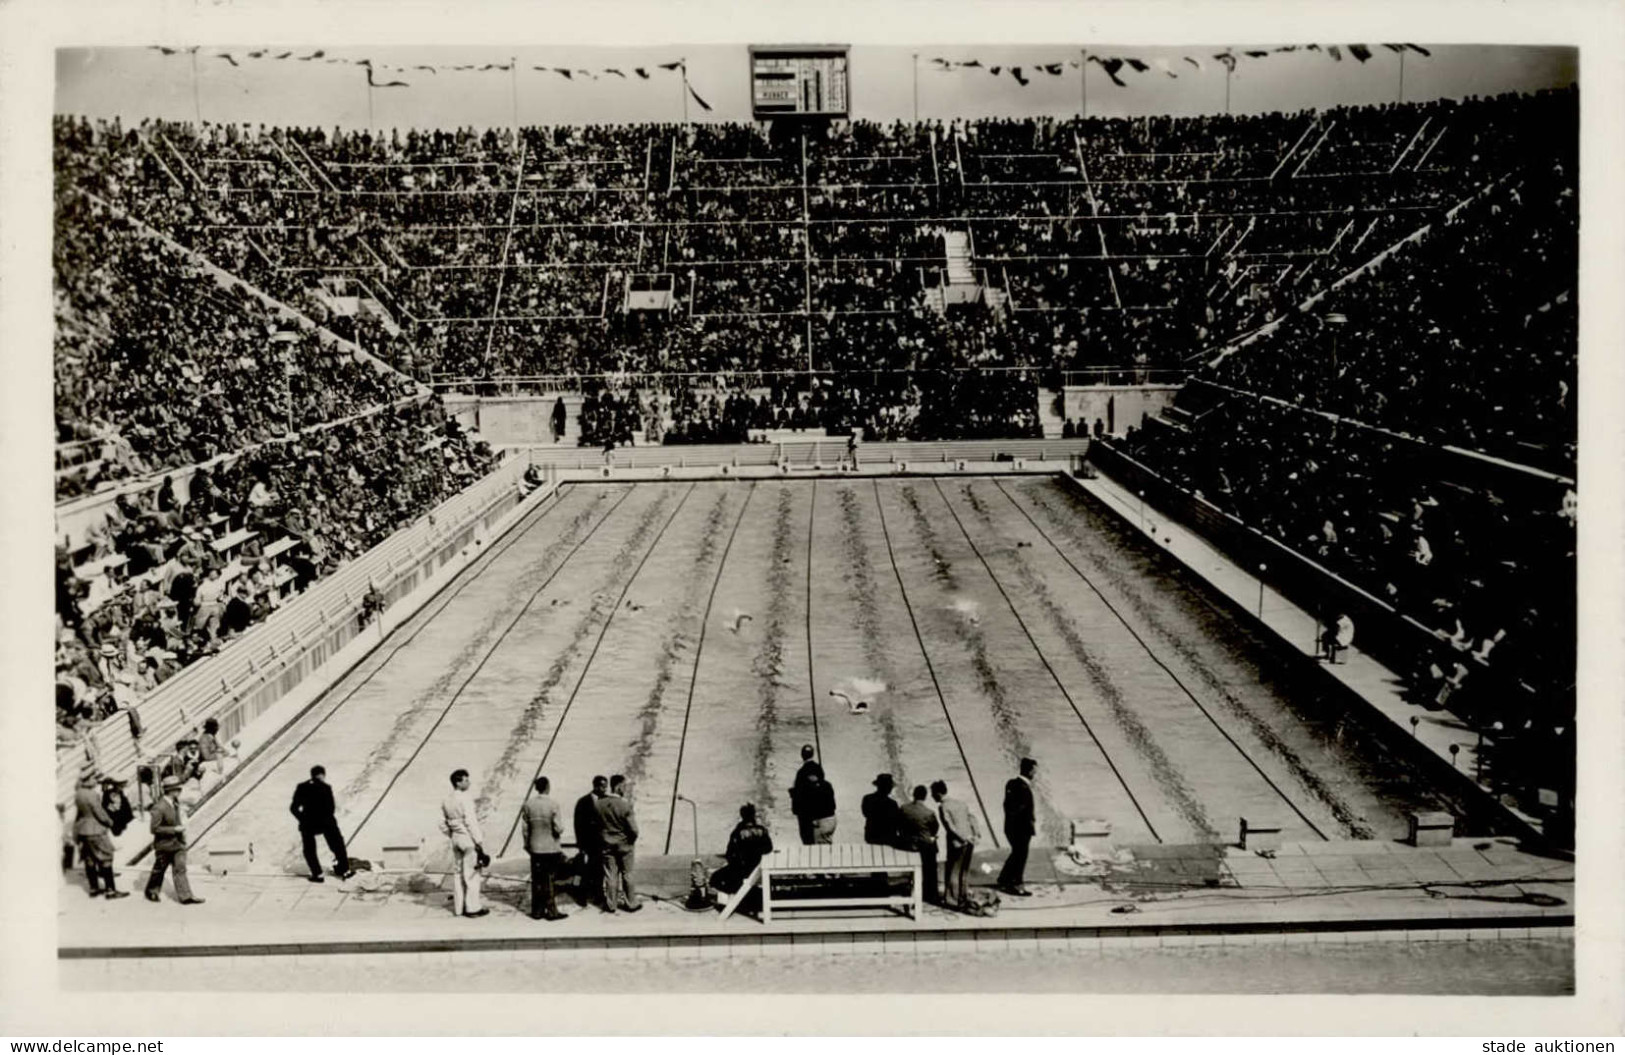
749 45 850 119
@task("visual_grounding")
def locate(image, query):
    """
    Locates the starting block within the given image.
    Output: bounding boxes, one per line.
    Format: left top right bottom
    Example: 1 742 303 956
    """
1069 818 1113 852
955 459 968 472
897 461 909 473
599 465 612 478
204 838 253 876
1408 811 1455 848
373 834 424 872
1012 458 1027 471
1238 816 1283 852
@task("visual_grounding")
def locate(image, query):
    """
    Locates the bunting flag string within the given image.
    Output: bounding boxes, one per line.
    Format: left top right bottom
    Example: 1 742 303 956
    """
145 46 700 85
148 43 1433 102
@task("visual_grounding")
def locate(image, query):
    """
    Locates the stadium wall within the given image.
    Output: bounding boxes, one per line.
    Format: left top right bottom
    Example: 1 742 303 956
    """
1060 384 1182 436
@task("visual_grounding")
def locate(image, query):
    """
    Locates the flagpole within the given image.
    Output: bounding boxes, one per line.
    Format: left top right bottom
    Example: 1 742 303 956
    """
681 59 689 125
190 49 201 125
511 55 519 134
1225 47 1232 114
912 52 919 124
1398 49 1406 104
367 73 375 132
1080 48 1087 118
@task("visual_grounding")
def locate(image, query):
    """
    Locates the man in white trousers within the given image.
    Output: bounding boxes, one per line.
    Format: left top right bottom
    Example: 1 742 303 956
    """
441 768 489 918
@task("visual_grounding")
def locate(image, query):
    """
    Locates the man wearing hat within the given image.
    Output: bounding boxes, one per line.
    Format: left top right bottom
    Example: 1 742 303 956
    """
861 773 902 846
73 770 127 899
144 776 204 904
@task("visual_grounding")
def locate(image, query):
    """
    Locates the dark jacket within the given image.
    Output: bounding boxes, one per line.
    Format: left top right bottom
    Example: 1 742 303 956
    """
724 820 774 874
290 778 338 832
861 790 903 845
897 800 940 852
788 760 824 818
1002 776 1036 840
149 794 188 852
573 791 604 850
799 779 836 823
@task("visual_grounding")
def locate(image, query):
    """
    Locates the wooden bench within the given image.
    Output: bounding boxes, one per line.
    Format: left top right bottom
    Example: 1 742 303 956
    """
261 536 300 563
211 528 258 560
719 843 922 924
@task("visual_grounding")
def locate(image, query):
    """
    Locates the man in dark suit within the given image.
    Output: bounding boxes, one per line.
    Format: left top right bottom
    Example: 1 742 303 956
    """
998 757 1038 897
289 765 351 882
521 775 567 921
897 784 942 905
144 777 204 904
594 774 641 913
861 773 902 845
572 775 608 907
788 744 824 845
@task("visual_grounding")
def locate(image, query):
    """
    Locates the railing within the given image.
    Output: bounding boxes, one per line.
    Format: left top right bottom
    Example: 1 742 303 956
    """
517 436 1091 471
55 456 546 808
432 366 1190 395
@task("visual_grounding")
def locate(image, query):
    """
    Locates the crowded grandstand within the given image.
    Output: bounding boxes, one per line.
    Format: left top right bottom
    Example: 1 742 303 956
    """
54 64 1577 843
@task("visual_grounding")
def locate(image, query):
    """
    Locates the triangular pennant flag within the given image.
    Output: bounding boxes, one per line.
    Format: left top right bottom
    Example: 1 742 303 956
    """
930 57 950 66
1043 63 1064 75
218 53 239 67
1382 44 1406 53
248 50 266 59
1305 44 1322 52
1244 50 1269 59
605 68 627 78
1099 57 1127 87
1011 66 1028 85
577 69 597 79
414 65 437 74
480 64 495 71
1405 43 1432 57
962 59 983 68
275 52 292 60
989 65 1001 75
1214 51 1237 72
156 46 178 55
1125 58 1149 73
658 61 684 71
635 68 650 78
687 83 713 111
1327 45 1342 61
1348 44 1372 62
366 67 409 88
357 59 372 68
1184 55 1202 69
1274 45 1298 53
555 68 573 79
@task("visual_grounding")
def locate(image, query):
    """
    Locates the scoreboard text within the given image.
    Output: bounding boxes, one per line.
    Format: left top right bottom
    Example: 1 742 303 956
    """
750 45 850 118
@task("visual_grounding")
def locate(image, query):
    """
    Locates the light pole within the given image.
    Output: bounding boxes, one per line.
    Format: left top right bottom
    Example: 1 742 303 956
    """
1256 562 1266 618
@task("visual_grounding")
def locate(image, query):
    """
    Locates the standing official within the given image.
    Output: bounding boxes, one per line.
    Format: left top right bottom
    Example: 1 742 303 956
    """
440 768 489 918
144 777 204 904
572 775 608 907
595 775 641 913
788 744 824 845
73 770 127 899
521 776 567 921
997 757 1037 897
933 780 980 909
289 765 352 883
861 773 902 846
897 785 942 905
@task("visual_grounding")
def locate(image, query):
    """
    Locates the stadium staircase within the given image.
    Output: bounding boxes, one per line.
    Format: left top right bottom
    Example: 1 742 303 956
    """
943 231 976 285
